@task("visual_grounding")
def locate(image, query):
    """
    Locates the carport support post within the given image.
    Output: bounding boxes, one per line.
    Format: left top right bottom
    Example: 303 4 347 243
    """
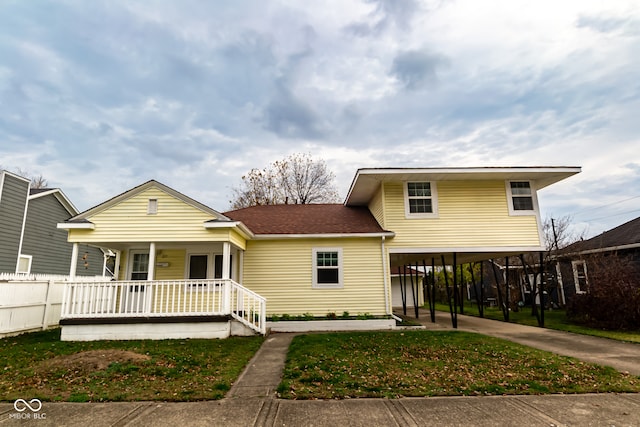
539 251 545 327
504 257 510 322
398 266 407 315
458 263 464 315
452 253 458 328
411 262 419 318
441 255 457 328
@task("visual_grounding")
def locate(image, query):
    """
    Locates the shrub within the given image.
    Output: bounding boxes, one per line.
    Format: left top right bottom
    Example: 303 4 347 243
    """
566 254 640 330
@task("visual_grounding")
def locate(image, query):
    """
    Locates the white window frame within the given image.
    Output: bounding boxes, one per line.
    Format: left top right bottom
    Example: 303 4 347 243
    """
404 181 438 219
572 260 588 294
312 247 343 289
506 180 538 216
16 254 32 274
128 250 150 280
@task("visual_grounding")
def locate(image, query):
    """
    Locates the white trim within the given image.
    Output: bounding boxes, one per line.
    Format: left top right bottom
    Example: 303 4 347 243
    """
388 246 545 254
57 222 95 230
254 232 395 240
505 180 539 216
312 247 344 289
403 181 439 219
203 220 254 239
15 177 31 274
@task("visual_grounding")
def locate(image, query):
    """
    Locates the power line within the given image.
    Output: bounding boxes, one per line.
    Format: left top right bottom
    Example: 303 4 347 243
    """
582 208 640 223
573 194 640 216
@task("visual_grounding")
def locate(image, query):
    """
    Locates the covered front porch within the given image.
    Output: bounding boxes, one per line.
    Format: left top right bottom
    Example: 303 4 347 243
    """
60 240 266 341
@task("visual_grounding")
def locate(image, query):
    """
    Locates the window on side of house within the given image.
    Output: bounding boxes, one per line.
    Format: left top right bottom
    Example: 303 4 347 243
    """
572 260 588 294
130 252 149 280
507 181 536 215
404 182 438 218
313 248 343 288
17 254 32 274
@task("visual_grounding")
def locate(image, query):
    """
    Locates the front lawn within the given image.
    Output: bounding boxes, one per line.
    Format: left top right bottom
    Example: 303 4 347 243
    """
278 330 640 399
0 329 263 402
433 302 640 344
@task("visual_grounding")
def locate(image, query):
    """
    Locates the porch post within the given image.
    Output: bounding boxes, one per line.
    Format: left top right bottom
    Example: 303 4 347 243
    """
114 250 121 280
222 242 231 280
69 243 79 280
148 242 156 280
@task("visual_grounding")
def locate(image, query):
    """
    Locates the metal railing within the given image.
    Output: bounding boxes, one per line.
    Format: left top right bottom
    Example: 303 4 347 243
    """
61 279 266 334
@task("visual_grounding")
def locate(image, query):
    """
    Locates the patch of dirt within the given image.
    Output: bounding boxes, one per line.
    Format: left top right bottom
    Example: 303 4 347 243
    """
37 350 151 373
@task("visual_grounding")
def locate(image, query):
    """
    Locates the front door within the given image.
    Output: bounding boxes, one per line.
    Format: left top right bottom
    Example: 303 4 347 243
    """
126 252 150 313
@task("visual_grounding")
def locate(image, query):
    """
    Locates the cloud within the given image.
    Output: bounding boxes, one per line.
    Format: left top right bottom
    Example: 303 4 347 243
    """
390 50 449 90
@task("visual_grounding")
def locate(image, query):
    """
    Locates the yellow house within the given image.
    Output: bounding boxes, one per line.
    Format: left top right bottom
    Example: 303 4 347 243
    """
57 166 580 340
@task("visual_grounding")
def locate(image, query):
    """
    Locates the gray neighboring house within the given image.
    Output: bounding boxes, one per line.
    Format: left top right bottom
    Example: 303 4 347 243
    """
0 170 107 277
556 216 640 302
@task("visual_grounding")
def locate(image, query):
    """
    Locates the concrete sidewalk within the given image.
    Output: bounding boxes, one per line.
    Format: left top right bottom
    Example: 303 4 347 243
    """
2 320 639 426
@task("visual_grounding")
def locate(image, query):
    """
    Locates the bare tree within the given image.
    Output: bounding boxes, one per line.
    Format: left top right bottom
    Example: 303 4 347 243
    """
229 153 340 209
1 166 49 189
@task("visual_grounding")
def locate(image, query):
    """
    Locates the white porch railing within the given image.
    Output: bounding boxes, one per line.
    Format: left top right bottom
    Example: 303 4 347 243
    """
61 279 266 335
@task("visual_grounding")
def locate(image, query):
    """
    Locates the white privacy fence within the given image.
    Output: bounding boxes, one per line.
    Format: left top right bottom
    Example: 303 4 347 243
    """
61 279 267 335
0 280 65 337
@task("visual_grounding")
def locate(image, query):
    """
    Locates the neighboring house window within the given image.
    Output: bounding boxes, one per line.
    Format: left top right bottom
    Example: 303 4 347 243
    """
147 199 158 215
312 248 343 288
572 260 588 294
17 255 32 274
130 252 149 280
506 181 536 215
404 182 438 218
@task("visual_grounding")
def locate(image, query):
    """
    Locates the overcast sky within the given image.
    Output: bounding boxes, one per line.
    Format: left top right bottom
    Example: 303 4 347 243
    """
1 0 639 238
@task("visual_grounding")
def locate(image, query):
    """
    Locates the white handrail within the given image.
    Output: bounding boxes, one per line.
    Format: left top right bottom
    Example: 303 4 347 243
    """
60 279 266 334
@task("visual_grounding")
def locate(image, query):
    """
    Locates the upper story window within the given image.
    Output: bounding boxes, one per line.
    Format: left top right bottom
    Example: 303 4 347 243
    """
506 181 536 215
147 199 158 215
312 248 343 288
404 182 438 218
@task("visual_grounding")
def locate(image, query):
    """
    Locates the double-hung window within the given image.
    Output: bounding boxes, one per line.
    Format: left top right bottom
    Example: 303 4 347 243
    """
313 248 343 288
507 181 536 215
405 182 438 218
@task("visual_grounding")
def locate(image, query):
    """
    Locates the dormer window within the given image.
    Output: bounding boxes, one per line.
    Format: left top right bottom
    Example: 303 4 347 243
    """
147 199 158 215
404 182 438 218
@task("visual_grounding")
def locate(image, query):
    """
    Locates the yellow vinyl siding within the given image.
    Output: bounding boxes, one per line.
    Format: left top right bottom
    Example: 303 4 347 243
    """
66 188 240 243
383 181 541 249
368 184 385 228
154 249 186 280
242 238 386 316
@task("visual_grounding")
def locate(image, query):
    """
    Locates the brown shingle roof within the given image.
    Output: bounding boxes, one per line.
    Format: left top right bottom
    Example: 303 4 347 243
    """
564 216 640 253
223 204 389 235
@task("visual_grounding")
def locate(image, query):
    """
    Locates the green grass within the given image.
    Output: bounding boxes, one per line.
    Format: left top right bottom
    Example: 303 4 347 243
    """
432 302 640 344
0 328 263 402
278 330 640 399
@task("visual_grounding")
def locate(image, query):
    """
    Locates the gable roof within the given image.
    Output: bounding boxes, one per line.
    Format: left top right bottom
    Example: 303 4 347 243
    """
345 166 581 206
224 204 393 237
66 180 229 223
564 216 640 254
29 188 79 216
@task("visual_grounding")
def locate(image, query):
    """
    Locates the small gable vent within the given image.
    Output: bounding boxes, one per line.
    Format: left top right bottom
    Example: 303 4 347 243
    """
147 198 158 215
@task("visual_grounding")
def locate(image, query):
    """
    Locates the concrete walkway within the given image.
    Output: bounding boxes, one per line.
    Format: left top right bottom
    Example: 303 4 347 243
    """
403 308 640 376
1 319 639 426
